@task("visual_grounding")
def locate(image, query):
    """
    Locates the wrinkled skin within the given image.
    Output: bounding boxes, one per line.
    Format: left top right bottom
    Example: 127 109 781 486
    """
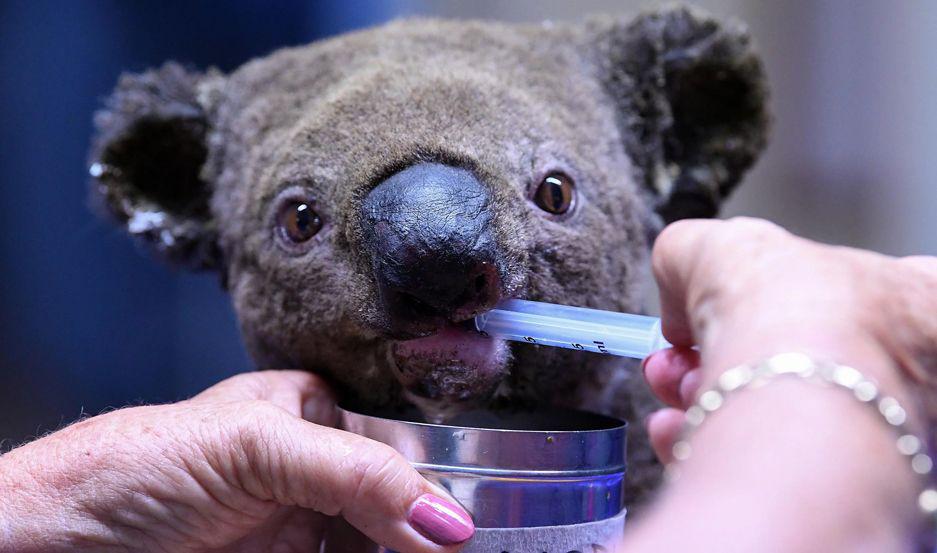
89 6 769 503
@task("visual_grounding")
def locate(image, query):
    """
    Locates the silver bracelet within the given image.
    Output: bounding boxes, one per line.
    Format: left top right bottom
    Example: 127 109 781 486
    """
670 352 936 530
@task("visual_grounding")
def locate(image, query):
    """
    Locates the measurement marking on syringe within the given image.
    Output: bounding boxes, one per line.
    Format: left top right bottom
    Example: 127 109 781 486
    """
474 299 672 360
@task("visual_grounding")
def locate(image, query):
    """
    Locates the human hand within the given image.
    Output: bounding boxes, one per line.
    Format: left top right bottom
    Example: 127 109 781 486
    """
627 217 936 552
0 371 474 552
643 217 937 461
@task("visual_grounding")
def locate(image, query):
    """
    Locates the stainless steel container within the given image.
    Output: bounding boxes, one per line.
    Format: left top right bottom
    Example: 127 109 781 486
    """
322 405 627 553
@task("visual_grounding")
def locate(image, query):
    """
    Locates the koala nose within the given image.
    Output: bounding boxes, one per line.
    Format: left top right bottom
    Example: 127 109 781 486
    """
361 162 503 334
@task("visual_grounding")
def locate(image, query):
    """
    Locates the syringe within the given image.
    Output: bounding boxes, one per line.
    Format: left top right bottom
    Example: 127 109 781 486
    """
474 299 671 359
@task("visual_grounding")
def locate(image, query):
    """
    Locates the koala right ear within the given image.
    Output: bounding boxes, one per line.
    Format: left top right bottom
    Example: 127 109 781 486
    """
90 62 224 270
592 6 770 224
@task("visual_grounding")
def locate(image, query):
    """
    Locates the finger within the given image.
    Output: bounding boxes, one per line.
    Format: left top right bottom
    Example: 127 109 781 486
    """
216 406 474 552
651 219 717 347
642 347 701 408
195 371 338 425
646 408 685 464
900 255 937 270
901 255 937 273
678 368 703 408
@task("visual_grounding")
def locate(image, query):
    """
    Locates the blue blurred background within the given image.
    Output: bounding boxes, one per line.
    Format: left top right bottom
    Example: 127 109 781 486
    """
0 0 420 445
2 0 935 446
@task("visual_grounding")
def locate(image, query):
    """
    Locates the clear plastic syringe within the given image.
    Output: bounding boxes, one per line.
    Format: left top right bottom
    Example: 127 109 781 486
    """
474 299 671 359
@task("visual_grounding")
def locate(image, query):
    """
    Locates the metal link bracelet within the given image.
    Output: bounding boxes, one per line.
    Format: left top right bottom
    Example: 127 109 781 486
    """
669 352 936 538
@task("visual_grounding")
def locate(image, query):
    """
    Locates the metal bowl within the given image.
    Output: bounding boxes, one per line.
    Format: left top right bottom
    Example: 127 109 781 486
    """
322 405 627 552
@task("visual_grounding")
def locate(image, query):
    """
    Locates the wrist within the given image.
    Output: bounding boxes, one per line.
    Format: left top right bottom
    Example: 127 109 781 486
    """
0 420 134 552
701 315 922 428
658 378 919 551
0 452 73 551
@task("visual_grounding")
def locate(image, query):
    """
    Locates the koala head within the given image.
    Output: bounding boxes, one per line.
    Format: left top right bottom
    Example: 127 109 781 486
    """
90 6 768 420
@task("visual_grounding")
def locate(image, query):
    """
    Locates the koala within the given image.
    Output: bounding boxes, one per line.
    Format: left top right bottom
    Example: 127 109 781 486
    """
89 5 768 506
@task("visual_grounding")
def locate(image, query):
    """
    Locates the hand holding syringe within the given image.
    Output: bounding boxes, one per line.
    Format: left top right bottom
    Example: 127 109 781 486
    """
474 299 672 359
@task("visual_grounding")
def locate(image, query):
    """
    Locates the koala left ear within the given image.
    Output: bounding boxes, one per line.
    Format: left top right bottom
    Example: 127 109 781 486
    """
593 6 770 223
89 62 225 270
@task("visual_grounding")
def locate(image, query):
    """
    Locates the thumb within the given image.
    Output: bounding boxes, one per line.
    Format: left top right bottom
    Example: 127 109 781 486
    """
651 219 715 348
207 401 474 552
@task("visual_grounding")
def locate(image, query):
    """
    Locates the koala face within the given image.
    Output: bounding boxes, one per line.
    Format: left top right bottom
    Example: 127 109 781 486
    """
90 7 768 422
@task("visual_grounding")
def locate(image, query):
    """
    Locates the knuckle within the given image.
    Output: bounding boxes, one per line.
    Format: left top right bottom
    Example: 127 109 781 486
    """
720 216 787 241
198 371 269 401
236 398 286 422
223 400 287 460
654 219 701 252
222 371 262 387
347 442 412 506
287 369 330 389
229 372 272 396
221 400 291 498
703 218 794 272
900 255 937 275
652 220 707 274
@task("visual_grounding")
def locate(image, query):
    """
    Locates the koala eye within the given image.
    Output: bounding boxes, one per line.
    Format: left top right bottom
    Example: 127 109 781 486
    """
532 172 576 215
277 201 323 244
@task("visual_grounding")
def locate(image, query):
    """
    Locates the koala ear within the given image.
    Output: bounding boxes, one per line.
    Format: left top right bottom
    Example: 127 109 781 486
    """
594 6 770 223
89 62 225 270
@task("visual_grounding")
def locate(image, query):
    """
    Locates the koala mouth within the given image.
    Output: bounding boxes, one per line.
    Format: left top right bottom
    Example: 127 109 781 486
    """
389 326 510 423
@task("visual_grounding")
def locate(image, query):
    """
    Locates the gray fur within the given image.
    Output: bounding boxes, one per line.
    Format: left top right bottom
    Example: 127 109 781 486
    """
89 6 769 507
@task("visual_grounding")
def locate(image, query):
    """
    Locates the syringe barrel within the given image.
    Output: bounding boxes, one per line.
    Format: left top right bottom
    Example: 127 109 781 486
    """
475 299 670 359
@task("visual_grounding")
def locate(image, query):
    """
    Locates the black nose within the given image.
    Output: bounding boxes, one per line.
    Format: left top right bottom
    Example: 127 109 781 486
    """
361 162 502 334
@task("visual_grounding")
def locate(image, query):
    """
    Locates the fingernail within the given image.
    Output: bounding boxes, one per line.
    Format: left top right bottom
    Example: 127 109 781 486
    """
643 349 670 380
679 369 702 407
641 351 657 377
408 493 475 545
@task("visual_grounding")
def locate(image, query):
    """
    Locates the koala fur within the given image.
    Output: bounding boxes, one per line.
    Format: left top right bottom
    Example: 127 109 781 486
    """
90 5 769 507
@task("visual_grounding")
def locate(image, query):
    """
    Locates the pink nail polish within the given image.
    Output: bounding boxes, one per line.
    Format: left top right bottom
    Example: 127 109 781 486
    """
408 493 475 545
